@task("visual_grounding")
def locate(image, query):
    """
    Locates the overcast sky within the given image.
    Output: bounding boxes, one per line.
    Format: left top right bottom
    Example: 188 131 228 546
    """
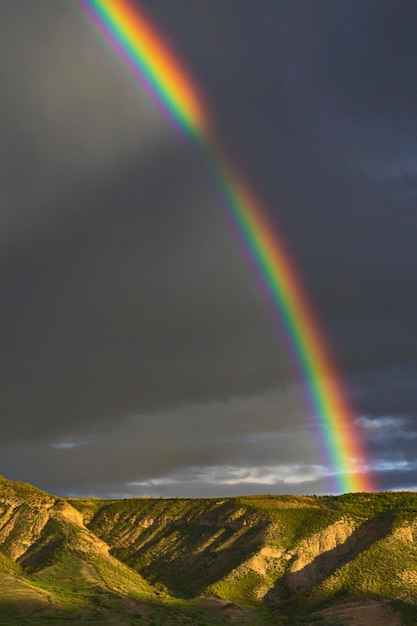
0 0 416 498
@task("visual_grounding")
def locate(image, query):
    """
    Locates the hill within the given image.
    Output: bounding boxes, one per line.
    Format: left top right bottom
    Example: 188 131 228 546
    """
1 476 417 624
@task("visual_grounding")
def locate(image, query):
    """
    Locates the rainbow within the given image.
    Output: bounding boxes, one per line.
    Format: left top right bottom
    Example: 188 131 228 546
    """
78 0 374 493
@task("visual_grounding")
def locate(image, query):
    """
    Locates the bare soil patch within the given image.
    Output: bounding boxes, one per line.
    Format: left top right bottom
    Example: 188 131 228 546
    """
196 596 253 623
315 598 403 625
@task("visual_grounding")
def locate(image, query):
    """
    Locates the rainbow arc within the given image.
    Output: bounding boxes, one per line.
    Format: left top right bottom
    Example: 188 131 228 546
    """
79 0 374 493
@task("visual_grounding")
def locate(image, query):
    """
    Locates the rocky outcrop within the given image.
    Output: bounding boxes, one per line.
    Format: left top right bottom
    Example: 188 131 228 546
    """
285 518 358 592
283 513 395 594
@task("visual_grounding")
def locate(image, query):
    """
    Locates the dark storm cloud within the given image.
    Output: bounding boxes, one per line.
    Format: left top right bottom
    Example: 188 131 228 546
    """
313 0 417 121
0 1 415 496
351 367 417 419
0 141 294 441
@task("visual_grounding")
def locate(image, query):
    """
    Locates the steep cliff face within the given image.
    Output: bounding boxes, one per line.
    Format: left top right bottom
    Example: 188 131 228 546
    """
1 477 417 624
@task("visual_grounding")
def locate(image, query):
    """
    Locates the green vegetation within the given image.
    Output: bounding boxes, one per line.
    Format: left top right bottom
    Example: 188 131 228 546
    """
1 476 417 623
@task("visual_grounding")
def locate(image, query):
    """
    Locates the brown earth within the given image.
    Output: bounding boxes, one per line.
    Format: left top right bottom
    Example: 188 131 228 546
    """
315 598 403 625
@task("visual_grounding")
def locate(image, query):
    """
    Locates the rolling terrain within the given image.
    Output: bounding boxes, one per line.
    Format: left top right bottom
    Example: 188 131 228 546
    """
1 475 417 624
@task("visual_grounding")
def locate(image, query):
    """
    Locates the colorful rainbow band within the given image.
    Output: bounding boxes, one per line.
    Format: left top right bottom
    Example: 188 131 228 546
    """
78 0 374 493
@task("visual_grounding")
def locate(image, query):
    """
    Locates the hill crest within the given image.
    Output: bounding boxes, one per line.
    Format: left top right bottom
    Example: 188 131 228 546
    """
0 475 416 624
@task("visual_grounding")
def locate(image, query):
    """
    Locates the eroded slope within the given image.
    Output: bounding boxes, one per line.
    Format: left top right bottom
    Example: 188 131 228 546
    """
1 477 417 624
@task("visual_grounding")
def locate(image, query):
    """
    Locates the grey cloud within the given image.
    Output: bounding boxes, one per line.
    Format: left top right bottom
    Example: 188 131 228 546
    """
0 151 294 442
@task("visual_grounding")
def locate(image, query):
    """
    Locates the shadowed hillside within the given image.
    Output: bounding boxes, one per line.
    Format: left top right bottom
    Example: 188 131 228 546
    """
1 477 417 624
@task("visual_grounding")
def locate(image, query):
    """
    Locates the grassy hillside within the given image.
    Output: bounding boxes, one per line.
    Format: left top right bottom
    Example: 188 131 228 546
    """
1 476 417 624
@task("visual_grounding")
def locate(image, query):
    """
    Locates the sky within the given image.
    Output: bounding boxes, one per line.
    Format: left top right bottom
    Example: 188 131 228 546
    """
0 0 416 498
